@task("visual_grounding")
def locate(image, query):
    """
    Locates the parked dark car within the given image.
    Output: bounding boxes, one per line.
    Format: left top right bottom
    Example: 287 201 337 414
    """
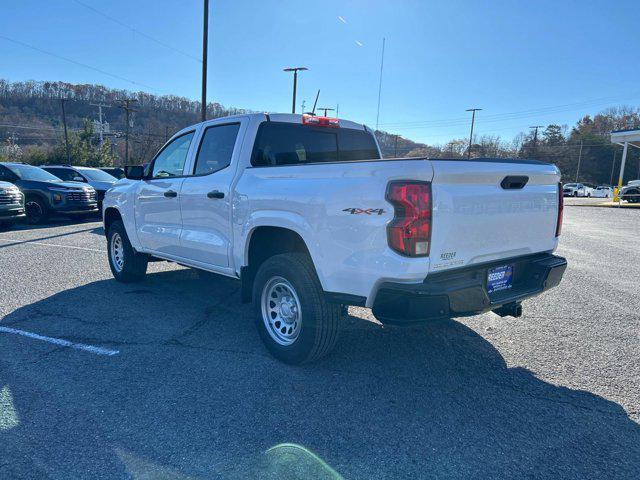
42 165 117 210
99 167 126 180
0 180 25 228
0 163 98 224
621 180 640 203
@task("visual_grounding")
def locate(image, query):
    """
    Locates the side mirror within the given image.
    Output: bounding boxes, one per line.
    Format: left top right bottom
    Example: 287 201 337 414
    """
73 176 86 182
124 165 146 180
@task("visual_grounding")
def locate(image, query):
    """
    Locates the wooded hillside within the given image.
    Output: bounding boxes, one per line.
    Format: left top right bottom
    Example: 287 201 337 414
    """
1 79 639 184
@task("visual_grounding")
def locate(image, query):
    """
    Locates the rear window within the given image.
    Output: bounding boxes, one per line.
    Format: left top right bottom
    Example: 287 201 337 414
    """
251 122 379 167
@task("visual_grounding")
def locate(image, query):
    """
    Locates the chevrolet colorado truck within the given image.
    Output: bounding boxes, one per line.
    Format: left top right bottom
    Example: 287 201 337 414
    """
103 113 567 364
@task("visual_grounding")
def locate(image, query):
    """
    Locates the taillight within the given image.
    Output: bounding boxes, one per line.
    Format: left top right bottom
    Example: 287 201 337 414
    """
302 115 339 128
556 182 563 237
386 181 432 257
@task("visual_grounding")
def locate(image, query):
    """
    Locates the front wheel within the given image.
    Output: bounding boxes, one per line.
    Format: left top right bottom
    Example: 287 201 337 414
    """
25 197 48 224
252 253 341 364
107 220 148 282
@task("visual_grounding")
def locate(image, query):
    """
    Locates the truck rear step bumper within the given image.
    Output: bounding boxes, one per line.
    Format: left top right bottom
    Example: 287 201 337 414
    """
371 253 567 325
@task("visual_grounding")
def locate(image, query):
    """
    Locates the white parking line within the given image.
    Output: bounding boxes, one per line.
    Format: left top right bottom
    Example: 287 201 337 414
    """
0 237 105 253
0 326 119 356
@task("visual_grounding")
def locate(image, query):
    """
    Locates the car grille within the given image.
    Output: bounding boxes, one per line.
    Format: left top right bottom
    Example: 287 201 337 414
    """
66 190 96 202
0 191 22 205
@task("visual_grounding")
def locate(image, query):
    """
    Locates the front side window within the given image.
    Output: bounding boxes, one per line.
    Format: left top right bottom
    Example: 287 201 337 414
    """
193 123 240 176
151 132 195 178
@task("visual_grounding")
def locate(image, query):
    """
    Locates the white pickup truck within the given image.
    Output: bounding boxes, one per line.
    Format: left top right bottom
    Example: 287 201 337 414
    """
103 113 567 364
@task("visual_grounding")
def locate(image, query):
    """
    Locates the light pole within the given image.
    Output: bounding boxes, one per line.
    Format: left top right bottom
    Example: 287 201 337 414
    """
575 138 584 182
318 107 335 117
201 0 209 122
283 67 308 114
466 108 482 159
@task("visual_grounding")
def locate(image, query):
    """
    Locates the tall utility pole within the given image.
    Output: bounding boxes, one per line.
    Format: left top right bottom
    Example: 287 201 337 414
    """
60 98 71 164
609 149 617 186
465 108 482 159
90 103 111 147
375 37 386 131
119 99 138 165
575 138 584 182
201 0 209 122
318 107 335 117
283 67 308 114
529 125 544 158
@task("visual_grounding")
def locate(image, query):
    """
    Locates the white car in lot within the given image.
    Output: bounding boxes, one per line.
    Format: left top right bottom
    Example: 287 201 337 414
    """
591 185 613 198
102 113 567 363
563 182 593 197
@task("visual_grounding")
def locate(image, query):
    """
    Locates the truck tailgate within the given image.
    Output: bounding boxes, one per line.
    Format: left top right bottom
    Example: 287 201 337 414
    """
428 160 560 273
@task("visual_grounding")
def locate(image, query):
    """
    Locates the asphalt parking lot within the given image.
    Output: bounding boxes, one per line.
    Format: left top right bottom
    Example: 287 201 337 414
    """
0 206 639 479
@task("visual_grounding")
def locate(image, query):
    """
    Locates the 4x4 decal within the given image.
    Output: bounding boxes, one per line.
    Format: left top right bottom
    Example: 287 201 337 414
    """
342 208 385 215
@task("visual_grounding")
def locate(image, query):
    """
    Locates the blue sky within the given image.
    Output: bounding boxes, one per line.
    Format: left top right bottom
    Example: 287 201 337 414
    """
1 0 639 144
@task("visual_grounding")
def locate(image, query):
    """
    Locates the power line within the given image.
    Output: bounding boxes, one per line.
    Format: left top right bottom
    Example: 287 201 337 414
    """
376 93 640 129
73 0 202 62
0 34 157 91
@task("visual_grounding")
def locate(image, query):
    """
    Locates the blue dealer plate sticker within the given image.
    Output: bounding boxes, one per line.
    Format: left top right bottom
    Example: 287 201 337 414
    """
487 265 513 294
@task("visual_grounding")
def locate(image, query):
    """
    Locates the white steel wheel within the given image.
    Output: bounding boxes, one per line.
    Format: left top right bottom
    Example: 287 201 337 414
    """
110 232 125 273
261 276 302 346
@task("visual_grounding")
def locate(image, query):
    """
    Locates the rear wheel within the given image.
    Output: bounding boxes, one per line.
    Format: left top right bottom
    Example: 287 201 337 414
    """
107 220 148 282
252 253 341 364
25 197 48 224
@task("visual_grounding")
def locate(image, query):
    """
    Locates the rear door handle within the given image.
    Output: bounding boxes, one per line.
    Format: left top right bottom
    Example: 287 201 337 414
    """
164 190 178 198
207 190 225 199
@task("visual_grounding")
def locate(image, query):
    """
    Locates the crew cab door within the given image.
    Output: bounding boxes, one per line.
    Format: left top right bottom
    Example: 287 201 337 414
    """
135 131 195 256
178 119 246 268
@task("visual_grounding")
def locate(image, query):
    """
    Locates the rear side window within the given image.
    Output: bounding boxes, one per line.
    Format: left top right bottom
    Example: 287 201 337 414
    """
251 122 379 166
338 128 381 161
193 123 240 175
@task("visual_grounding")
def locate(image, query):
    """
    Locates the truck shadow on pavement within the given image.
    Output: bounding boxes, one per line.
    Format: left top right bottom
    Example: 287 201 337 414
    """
1 267 639 479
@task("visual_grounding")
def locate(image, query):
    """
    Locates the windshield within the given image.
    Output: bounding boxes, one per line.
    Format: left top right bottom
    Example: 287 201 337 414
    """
79 168 118 182
5 164 61 182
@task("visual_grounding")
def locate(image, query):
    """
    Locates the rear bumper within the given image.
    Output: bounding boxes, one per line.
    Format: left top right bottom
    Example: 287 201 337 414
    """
372 253 567 324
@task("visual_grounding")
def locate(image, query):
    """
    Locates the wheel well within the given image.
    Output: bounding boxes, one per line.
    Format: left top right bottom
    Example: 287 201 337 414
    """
103 208 123 236
241 227 311 303
24 192 48 206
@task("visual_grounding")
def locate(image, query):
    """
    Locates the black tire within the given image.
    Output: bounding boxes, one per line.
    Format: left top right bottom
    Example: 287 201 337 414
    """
107 220 148 282
573 192 578 197
25 196 48 225
252 253 341 364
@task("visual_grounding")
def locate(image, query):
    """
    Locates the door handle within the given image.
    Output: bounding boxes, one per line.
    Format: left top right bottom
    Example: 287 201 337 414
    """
164 190 178 198
207 190 225 199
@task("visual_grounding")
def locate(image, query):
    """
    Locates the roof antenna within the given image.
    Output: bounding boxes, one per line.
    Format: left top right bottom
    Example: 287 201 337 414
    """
311 89 320 115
